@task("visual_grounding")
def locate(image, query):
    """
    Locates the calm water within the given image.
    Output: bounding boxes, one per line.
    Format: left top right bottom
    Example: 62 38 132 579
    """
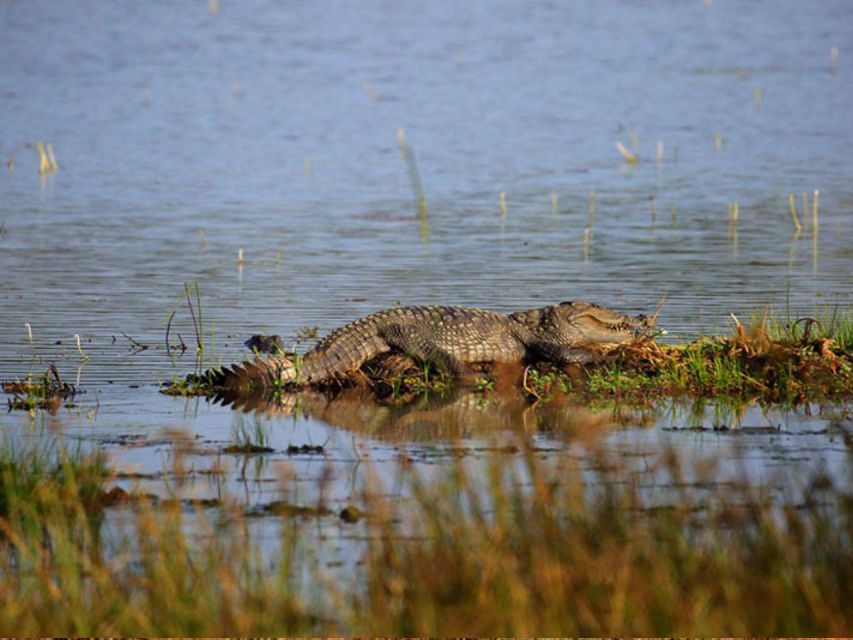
1 1 851 521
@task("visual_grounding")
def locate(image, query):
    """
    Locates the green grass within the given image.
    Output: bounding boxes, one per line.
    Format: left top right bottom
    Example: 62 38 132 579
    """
224 415 274 453
569 311 852 404
0 434 108 527
523 366 572 400
160 367 223 397
763 307 853 351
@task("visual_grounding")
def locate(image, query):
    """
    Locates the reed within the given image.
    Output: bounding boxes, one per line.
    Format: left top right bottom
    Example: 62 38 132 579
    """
36 142 50 175
728 201 739 225
225 415 273 454
499 191 508 220
34 142 58 175
728 202 740 254
588 190 596 227
812 189 819 233
73 334 90 361
24 322 35 356
810 190 819 274
396 129 429 241
184 283 202 351
788 193 802 232
615 141 638 164
46 144 58 172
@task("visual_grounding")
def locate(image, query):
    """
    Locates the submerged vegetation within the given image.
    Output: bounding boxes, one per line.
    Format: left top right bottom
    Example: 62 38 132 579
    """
0 429 850 634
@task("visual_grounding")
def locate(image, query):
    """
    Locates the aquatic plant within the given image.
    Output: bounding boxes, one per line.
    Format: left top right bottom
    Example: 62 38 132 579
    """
36 141 58 175
396 128 429 242
224 415 273 454
788 193 803 232
615 141 638 164
3 365 77 412
588 189 596 226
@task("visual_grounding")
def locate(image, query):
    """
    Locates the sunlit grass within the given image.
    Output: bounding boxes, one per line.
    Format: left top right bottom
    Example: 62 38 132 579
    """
615 140 638 164
354 449 853 635
36 141 58 175
1 427 850 634
574 310 852 404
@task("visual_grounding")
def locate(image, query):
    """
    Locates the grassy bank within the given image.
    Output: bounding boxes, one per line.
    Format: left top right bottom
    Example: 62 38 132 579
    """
580 310 851 403
0 432 851 635
158 310 852 406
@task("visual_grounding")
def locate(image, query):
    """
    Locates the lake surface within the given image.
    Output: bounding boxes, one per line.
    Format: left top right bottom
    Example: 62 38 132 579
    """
1 0 851 524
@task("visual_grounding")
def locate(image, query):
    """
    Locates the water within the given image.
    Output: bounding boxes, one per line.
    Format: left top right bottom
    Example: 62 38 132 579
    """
1 1 851 523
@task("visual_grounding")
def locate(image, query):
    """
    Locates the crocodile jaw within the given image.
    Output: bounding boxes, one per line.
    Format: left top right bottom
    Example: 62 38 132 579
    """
573 323 651 351
557 301 656 349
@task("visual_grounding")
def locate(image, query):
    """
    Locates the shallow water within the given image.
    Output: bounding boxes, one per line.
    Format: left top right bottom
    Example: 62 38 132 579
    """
1 1 852 526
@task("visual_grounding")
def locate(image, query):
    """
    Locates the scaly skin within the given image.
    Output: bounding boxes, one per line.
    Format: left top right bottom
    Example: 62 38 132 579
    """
213 301 655 392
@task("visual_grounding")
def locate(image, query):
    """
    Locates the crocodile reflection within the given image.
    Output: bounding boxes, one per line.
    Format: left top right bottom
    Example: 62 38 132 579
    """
213 386 654 442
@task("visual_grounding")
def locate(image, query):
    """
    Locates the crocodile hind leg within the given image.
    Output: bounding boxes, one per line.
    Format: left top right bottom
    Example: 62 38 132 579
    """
378 323 490 384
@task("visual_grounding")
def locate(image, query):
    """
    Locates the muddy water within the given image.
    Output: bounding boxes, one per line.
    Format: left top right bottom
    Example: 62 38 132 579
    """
1 0 852 531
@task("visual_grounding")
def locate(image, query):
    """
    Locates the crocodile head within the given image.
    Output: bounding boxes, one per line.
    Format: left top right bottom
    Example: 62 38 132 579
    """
550 300 656 350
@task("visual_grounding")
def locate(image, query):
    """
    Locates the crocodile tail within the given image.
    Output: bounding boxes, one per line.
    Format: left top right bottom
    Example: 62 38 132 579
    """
212 354 298 393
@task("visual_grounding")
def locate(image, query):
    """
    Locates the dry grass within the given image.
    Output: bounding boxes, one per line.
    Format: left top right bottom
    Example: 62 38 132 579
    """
353 449 853 635
0 429 851 635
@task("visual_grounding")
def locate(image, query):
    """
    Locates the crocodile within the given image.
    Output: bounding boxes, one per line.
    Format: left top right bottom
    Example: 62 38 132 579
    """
206 300 656 393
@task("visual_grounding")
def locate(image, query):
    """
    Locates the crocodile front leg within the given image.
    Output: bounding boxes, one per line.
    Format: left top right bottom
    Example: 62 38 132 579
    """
528 343 612 366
